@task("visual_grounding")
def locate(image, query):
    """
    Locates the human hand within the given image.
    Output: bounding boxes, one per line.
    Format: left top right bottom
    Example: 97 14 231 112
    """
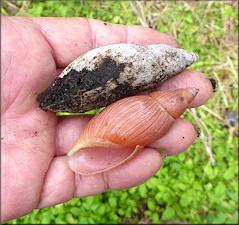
1 15 213 222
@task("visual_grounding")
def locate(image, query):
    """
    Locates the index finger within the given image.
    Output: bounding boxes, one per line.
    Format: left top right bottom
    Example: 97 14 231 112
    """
28 17 180 67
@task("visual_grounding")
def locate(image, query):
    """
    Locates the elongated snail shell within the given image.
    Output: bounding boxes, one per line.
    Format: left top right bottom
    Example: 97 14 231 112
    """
37 44 199 113
67 88 199 175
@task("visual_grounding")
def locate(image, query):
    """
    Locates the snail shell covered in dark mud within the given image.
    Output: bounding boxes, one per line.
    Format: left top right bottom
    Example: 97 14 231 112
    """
37 44 198 113
67 87 199 175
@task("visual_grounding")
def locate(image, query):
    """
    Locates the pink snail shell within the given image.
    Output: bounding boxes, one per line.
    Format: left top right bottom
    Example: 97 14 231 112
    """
67 88 199 175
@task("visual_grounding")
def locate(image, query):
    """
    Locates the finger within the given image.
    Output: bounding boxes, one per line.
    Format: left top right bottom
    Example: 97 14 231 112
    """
158 69 213 108
36 156 75 209
56 117 197 156
37 148 162 208
105 148 162 190
28 17 180 67
148 117 197 156
55 115 94 156
142 69 213 108
56 117 196 159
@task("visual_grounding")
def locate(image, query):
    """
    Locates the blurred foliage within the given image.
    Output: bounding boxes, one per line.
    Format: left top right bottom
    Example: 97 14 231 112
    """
2 1 238 224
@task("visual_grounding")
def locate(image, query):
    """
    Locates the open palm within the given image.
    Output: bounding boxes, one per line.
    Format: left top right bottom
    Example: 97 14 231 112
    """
1 16 213 222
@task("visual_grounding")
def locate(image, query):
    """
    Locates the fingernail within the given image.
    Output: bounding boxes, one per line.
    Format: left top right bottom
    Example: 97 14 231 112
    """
192 123 201 143
157 150 168 162
208 77 217 93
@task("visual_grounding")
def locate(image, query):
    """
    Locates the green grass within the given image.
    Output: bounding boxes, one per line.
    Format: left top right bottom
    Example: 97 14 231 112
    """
2 1 238 224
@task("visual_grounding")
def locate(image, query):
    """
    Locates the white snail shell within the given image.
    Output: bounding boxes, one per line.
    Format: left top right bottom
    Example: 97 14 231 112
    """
37 44 198 113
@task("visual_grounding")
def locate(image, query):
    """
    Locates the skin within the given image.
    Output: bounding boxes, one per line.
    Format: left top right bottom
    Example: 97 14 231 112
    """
1 15 213 223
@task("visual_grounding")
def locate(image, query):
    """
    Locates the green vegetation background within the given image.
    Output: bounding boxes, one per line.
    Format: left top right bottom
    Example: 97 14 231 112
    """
2 1 238 224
